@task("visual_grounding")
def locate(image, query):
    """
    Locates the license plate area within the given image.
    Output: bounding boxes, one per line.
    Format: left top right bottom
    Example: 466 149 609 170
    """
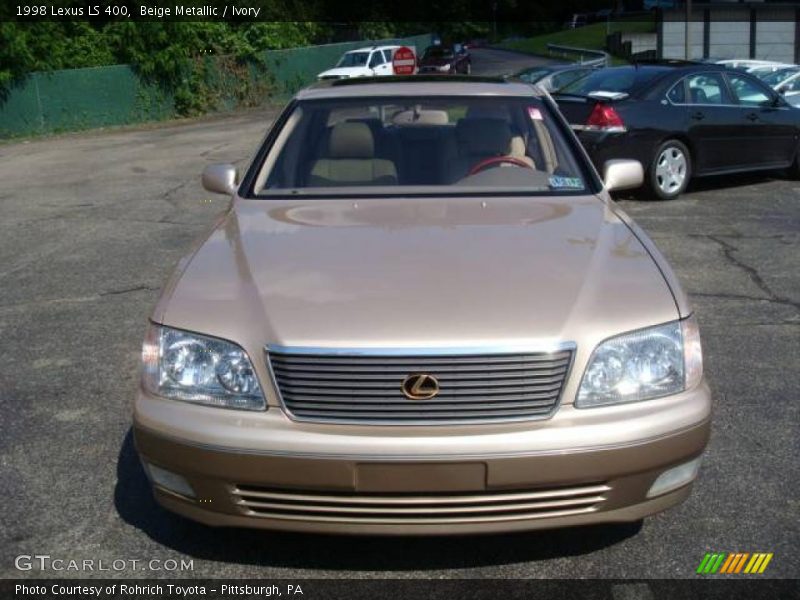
355 462 487 493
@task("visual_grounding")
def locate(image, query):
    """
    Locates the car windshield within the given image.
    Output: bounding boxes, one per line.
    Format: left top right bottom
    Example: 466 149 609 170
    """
253 95 588 196
760 68 799 86
423 47 455 60
560 67 662 95
515 68 552 83
336 52 370 68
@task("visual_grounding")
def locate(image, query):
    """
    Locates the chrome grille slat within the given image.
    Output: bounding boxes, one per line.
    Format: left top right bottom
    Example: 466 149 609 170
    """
270 363 571 375
270 366 569 381
232 482 608 524
277 383 564 396
270 351 572 366
283 407 555 420
234 484 611 504
274 376 567 390
232 507 599 525
267 347 573 425
236 496 606 515
278 398 559 409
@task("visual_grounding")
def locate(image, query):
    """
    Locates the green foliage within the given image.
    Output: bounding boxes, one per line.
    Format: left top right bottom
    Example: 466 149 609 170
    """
498 19 655 58
0 20 324 113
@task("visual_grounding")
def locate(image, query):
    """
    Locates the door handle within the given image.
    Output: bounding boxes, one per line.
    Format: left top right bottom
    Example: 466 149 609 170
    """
691 112 705 120
746 113 759 122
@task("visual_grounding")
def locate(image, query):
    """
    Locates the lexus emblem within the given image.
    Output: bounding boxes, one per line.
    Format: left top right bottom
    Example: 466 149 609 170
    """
401 373 440 400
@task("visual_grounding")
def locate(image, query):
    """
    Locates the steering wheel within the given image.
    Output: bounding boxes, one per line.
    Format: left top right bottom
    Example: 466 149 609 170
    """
467 156 534 176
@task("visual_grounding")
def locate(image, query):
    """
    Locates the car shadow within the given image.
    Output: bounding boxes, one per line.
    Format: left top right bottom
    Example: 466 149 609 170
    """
613 171 790 201
115 429 642 571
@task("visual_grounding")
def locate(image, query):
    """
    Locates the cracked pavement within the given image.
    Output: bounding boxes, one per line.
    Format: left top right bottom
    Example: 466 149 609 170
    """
0 49 798 580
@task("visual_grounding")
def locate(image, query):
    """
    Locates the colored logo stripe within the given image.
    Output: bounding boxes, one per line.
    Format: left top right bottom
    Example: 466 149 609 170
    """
698 553 773 574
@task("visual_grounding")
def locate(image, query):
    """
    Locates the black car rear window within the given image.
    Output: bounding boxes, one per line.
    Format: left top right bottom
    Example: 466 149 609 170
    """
423 47 455 60
560 67 665 96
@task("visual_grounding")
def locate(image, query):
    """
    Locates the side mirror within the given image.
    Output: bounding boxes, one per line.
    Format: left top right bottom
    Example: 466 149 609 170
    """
202 163 238 195
603 159 644 192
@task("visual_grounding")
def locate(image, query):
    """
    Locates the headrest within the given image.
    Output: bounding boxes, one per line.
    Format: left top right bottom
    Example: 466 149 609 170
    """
508 135 527 157
328 122 375 158
456 118 512 155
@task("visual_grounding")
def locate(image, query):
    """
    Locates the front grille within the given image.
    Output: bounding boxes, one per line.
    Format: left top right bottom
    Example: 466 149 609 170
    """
232 483 609 524
267 347 573 425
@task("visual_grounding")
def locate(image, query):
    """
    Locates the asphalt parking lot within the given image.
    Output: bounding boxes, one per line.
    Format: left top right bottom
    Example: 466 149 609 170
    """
1 48 798 579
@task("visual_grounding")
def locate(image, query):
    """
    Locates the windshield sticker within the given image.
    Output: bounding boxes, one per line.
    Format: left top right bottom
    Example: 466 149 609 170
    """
527 107 543 120
549 176 583 189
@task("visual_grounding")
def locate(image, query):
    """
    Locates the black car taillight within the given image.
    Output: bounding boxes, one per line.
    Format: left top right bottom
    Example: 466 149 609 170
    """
586 103 626 132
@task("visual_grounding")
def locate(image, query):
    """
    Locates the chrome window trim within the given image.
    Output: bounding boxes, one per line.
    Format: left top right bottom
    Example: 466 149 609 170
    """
264 342 577 427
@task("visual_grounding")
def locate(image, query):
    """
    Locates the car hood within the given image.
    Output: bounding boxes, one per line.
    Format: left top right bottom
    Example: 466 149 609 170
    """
159 195 678 357
317 67 369 78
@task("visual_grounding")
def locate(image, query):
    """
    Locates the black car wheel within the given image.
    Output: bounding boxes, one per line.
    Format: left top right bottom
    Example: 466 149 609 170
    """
645 140 691 201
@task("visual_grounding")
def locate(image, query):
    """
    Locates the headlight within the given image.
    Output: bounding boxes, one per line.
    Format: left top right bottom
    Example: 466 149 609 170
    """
438 64 451 72
141 324 265 411
576 316 702 408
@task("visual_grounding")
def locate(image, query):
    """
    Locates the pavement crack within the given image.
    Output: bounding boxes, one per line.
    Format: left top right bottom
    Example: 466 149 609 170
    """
704 235 800 312
161 179 192 211
200 141 232 157
99 285 159 296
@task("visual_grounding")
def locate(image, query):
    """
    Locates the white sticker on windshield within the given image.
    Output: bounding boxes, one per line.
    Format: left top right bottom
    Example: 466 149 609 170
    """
549 176 583 189
527 107 543 120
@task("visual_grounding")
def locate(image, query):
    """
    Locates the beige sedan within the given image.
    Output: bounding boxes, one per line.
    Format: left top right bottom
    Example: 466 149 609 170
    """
134 78 710 535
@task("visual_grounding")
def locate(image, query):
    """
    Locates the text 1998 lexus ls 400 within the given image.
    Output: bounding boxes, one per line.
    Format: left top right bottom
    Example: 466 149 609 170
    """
133 77 711 535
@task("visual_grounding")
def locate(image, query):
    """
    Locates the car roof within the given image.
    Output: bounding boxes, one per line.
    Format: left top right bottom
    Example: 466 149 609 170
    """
598 62 723 76
347 45 399 53
296 76 543 100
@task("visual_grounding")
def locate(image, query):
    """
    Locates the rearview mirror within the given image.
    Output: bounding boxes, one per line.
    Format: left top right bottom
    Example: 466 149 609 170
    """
202 164 238 195
603 159 644 192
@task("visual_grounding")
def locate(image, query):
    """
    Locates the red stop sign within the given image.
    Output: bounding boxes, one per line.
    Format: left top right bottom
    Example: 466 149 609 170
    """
392 46 416 75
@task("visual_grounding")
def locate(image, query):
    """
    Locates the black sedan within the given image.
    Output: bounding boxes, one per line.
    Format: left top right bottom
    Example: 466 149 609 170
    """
417 44 471 75
512 63 598 93
553 62 800 199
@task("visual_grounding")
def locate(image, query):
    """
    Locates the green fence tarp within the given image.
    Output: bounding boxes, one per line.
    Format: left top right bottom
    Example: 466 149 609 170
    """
0 33 433 138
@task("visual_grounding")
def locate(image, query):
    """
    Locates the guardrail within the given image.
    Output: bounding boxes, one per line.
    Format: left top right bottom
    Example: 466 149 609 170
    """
546 43 610 67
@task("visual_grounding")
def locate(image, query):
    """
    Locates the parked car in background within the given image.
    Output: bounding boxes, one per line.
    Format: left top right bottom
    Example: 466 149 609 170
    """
418 44 471 75
317 46 401 80
715 59 790 73
554 62 800 200
513 63 597 92
136 76 712 535
746 63 795 80
464 38 488 49
756 66 800 103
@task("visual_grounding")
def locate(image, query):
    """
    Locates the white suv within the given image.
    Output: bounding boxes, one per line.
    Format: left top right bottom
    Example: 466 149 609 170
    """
317 46 402 80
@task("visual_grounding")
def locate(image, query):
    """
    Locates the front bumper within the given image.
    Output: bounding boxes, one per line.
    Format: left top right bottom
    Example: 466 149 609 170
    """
133 382 711 535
